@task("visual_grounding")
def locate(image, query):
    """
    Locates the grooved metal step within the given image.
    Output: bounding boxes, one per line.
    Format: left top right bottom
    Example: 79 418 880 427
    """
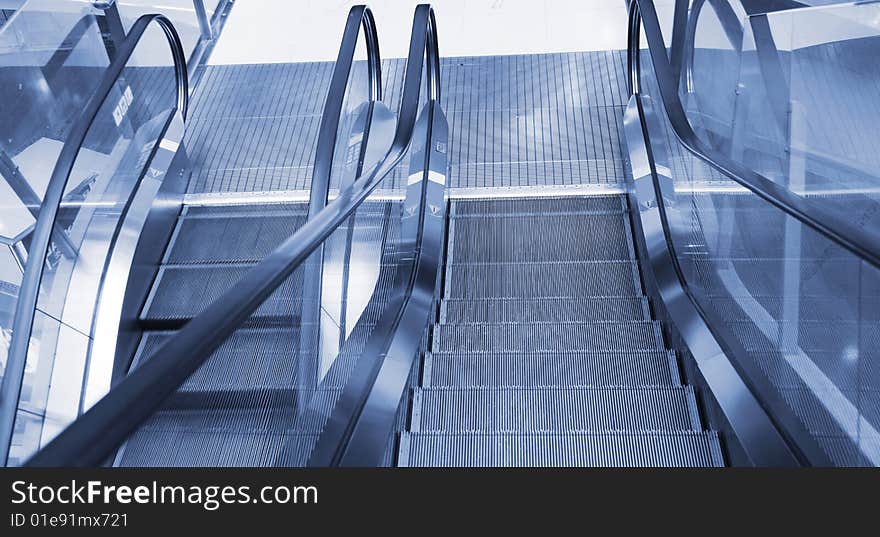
445 261 641 298
453 197 625 215
450 212 634 263
135 328 322 392
410 386 701 432
118 391 340 467
183 204 310 218
432 321 666 353
131 389 338 431
399 185 720 465
181 201 389 218
134 322 383 396
423 350 681 388
119 430 318 467
168 214 309 264
142 264 308 321
398 431 724 467
441 297 650 323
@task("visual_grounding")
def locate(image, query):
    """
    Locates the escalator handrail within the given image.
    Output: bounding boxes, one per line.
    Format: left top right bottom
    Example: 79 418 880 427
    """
24 4 441 467
0 13 188 466
306 6 443 465
628 0 880 270
308 5 383 215
683 0 872 186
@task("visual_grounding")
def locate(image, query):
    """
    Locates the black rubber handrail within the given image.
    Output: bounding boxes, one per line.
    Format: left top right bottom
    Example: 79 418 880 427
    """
306 4 443 466
0 13 188 466
629 0 880 270
25 4 441 467
307 5 383 216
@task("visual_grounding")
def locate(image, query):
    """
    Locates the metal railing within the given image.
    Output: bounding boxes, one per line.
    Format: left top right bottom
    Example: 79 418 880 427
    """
628 0 880 270
0 13 189 465
24 4 444 467
308 4 443 466
627 0 880 466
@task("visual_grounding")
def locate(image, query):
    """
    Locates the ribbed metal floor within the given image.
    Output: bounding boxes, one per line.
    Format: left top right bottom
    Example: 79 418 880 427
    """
399 432 724 467
398 196 725 467
184 51 628 194
118 201 314 466
119 199 407 467
140 203 311 323
424 350 681 387
411 386 702 432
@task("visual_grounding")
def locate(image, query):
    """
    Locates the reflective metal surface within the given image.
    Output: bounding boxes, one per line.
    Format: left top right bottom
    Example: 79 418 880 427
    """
629 0 880 466
628 0 880 270
24 4 445 467
624 94 798 466
0 13 189 465
310 98 448 466
85 118 186 411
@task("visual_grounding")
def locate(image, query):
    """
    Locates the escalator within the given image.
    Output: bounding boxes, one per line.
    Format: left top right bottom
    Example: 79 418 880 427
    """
2 0 879 467
118 201 312 465
627 0 880 466
399 196 723 466
2 3 446 468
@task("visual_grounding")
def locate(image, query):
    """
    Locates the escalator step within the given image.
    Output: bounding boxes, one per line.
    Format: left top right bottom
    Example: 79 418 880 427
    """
118 390 341 467
397 431 724 467
432 321 665 353
411 386 701 432
445 261 642 298
135 323 379 393
450 212 634 263
182 204 308 218
168 203 395 265
453 196 625 216
423 350 680 387
141 264 307 321
119 430 319 467
137 328 313 392
168 213 309 264
130 389 337 432
441 297 650 323
181 201 388 218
